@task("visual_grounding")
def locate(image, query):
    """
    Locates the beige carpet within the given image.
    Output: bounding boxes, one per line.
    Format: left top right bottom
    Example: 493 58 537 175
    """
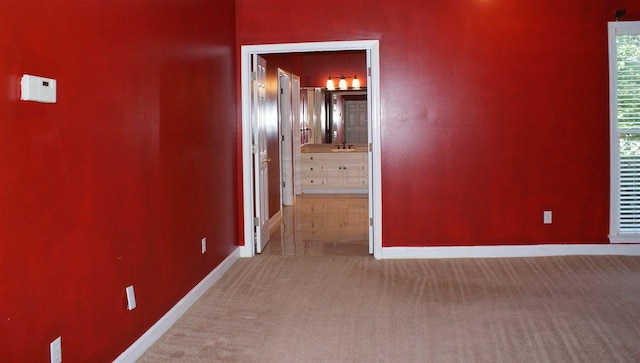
138 255 640 362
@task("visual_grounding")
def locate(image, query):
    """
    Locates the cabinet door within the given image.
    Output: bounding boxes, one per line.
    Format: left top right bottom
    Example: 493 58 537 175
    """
321 154 341 187
343 163 366 186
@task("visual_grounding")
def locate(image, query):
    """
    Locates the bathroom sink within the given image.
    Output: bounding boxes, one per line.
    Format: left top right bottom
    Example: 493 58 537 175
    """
331 148 356 152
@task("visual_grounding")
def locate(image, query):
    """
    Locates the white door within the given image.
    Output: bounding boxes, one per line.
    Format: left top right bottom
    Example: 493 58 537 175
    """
253 55 270 253
279 72 294 206
344 100 368 143
292 75 302 195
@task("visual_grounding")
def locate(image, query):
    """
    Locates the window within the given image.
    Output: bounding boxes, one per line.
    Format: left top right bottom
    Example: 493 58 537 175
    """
609 22 640 242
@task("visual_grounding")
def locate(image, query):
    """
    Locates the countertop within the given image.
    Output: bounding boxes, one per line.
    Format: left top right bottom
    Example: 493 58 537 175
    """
300 144 367 153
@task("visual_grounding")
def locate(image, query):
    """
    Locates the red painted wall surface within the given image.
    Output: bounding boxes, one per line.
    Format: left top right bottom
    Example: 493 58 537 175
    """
264 51 367 88
301 51 367 88
237 0 637 246
0 0 237 361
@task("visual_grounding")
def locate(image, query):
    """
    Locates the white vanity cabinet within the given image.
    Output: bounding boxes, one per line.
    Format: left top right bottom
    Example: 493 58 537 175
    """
300 152 368 193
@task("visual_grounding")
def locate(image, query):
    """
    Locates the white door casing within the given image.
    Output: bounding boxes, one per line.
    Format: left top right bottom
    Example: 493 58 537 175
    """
366 48 376 255
240 40 381 259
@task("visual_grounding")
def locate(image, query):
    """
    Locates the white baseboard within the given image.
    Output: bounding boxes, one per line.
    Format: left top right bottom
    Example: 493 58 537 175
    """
113 247 241 363
239 244 253 257
381 243 640 259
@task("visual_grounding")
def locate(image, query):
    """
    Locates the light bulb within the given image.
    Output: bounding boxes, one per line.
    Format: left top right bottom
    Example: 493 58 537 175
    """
338 76 347 90
326 77 335 90
352 75 360 90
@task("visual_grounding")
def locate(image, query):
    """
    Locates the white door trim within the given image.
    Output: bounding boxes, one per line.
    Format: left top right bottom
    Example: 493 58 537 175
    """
240 40 382 259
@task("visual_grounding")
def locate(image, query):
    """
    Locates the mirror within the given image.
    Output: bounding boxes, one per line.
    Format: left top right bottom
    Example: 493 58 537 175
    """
301 88 367 145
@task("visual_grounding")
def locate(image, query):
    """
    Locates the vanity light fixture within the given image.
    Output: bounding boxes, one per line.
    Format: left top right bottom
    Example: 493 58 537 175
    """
326 76 336 90
338 75 348 90
326 75 361 90
351 75 361 90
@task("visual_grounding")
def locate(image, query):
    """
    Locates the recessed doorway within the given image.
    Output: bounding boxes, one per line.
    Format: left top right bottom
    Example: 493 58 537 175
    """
240 40 381 259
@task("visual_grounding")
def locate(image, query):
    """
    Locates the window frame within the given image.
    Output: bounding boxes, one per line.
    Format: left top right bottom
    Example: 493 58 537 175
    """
609 21 640 243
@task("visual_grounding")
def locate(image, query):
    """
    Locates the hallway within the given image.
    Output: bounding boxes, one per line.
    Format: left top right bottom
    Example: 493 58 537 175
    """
261 194 369 256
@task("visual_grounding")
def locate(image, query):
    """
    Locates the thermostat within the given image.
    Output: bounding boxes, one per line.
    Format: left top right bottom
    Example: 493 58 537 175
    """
20 74 56 103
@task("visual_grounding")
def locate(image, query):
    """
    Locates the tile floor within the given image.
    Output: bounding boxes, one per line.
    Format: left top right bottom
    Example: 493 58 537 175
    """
260 194 370 256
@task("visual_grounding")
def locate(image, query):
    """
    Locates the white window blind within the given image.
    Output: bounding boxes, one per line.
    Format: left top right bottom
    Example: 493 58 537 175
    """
609 22 640 242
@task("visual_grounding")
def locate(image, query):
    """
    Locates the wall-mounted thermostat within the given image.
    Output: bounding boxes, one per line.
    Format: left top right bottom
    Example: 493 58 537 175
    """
20 74 56 103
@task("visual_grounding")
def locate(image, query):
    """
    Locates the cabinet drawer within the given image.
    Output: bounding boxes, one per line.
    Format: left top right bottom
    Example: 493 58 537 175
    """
301 178 326 187
301 153 324 163
301 165 323 175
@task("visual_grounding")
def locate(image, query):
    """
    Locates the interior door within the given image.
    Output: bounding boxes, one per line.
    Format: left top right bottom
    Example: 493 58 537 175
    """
344 100 368 143
292 75 302 195
279 72 294 206
253 55 270 253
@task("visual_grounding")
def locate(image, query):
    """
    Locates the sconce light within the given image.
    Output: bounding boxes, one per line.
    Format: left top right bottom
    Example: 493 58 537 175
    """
352 75 361 90
326 75 361 90
326 76 336 90
338 76 347 90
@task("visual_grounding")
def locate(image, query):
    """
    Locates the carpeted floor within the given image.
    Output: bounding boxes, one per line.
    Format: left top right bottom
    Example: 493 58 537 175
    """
138 255 640 362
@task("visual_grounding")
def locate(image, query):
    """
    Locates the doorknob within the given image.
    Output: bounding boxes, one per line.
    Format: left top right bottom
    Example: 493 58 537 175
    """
263 157 272 163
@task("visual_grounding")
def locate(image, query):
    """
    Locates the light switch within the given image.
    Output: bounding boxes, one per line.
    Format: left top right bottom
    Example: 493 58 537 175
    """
20 74 57 103
543 211 552 224
50 336 62 363
125 285 136 310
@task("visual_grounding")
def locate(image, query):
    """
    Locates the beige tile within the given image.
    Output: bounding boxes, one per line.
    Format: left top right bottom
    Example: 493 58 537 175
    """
261 194 369 256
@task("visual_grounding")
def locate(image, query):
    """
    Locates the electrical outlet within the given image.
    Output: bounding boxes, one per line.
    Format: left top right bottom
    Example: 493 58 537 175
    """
50 336 61 363
201 237 207 254
125 285 136 310
543 211 552 224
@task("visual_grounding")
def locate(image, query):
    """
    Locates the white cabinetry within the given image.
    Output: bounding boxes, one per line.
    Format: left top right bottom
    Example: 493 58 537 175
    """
300 152 368 193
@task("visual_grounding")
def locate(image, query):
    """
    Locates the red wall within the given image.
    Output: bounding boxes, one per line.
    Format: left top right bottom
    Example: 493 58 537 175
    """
301 51 367 88
0 0 237 361
237 0 639 247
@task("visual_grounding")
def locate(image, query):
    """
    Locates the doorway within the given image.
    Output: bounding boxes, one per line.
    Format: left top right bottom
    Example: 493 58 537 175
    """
240 40 381 259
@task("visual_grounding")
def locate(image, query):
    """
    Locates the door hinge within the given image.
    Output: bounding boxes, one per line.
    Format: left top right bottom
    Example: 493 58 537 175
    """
251 71 257 81
368 142 373 152
281 134 285 142
369 218 373 227
251 145 258 154
368 67 371 77
280 88 284 95
254 217 259 227
282 181 286 188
